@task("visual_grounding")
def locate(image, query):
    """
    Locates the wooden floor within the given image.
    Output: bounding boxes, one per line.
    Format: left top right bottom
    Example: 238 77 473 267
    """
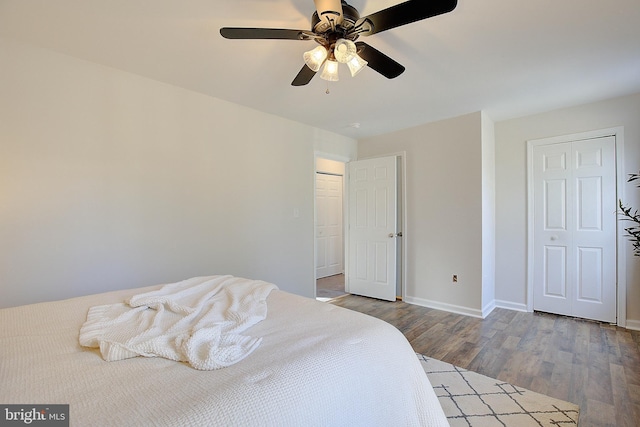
330 295 640 427
316 274 346 299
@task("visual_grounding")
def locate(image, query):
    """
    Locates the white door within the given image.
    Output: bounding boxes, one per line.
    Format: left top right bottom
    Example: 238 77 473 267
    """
347 156 398 301
532 136 617 323
315 173 344 279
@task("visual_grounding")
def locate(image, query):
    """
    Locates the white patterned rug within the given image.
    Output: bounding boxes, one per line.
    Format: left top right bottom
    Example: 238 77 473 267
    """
418 354 580 426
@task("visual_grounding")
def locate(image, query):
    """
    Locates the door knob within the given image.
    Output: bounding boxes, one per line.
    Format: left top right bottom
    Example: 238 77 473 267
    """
550 235 558 241
388 233 395 238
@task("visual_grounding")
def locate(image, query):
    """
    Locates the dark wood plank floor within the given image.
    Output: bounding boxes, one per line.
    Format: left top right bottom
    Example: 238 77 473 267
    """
330 295 640 427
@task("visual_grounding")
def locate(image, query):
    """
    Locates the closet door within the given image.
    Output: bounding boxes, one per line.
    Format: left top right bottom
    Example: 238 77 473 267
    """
532 136 617 323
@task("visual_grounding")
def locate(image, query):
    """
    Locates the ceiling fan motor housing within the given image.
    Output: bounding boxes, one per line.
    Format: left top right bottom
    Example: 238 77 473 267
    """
311 1 361 37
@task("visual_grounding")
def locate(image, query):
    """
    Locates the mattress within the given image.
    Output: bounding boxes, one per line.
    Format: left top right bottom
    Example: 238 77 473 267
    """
0 282 448 426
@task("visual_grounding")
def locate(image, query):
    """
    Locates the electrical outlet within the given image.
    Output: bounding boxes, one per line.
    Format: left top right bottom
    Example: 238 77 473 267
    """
452 274 458 283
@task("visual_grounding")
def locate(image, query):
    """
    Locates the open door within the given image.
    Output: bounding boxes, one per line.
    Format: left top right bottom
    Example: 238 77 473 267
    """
347 156 398 301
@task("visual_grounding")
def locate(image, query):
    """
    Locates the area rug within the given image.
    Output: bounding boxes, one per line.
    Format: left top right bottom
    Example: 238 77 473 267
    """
418 354 580 426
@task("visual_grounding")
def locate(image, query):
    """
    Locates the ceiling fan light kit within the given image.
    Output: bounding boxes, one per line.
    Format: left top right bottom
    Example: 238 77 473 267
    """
305 38 365 81
220 0 458 87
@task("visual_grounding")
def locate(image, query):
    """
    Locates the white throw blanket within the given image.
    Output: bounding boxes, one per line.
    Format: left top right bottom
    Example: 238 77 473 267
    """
79 275 277 370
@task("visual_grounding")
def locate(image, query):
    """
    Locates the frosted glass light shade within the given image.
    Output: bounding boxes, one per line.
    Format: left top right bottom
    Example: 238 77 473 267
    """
320 59 339 81
303 46 328 72
334 38 356 63
347 54 368 77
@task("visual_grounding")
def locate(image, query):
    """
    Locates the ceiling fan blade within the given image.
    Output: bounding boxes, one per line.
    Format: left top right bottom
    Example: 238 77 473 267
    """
313 0 344 30
355 42 405 79
220 27 314 40
291 64 317 86
354 0 457 36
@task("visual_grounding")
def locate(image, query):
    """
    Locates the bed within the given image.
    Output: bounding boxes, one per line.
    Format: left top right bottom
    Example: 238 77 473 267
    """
0 276 448 426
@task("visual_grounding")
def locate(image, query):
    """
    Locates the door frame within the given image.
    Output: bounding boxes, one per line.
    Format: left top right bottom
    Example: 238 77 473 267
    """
313 151 407 300
314 152 351 298
526 127 626 326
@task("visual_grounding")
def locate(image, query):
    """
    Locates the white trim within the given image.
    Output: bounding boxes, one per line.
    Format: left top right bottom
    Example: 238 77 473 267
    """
482 300 497 318
625 319 640 331
344 163 351 294
404 296 485 319
397 153 408 301
313 151 351 164
526 127 626 327
616 130 627 328
527 143 534 313
495 300 528 312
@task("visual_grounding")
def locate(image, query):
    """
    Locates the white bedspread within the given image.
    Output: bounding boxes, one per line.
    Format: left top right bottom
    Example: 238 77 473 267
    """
79 275 277 370
0 280 449 426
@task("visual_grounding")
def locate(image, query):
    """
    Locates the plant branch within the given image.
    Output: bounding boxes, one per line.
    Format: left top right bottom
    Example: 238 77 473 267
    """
618 171 640 256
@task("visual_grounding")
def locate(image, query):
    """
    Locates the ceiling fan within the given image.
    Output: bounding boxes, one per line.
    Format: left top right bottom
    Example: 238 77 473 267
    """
220 0 458 86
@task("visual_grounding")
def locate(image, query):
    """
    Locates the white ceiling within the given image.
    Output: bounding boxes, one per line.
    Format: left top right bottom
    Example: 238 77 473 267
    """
1 0 639 139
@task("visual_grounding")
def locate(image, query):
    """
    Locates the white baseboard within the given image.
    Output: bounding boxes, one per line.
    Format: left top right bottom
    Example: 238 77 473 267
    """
495 300 528 312
403 298 514 319
403 296 638 329
625 319 640 331
404 296 485 319
482 300 497 318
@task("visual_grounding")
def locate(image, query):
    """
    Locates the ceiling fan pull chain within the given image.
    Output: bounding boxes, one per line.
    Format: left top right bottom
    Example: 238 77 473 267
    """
325 81 330 94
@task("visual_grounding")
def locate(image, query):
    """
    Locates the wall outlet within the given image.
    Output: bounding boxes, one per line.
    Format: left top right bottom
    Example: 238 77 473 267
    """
452 274 458 283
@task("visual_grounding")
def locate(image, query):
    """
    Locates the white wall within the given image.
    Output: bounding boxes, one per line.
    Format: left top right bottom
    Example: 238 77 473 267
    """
358 112 486 316
316 158 345 175
481 112 496 315
495 92 640 325
0 38 356 308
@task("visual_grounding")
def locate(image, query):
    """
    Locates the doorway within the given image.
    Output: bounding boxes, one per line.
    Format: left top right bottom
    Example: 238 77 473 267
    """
527 128 626 325
315 158 346 299
315 172 344 279
316 274 346 300
314 153 406 302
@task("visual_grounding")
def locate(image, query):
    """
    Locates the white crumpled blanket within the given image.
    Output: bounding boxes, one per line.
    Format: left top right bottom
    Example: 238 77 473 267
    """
79 275 277 370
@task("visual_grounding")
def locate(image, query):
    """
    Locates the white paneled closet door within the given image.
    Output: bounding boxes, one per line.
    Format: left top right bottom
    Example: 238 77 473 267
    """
532 136 617 323
315 173 343 279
